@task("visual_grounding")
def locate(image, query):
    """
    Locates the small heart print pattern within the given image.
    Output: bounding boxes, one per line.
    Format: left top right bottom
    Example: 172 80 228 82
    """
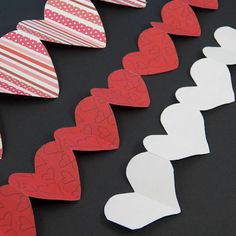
0 0 218 234
105 25 236 230
0 185 36 236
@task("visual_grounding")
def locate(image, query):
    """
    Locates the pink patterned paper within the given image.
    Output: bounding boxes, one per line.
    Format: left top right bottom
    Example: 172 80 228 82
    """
100 0 147 8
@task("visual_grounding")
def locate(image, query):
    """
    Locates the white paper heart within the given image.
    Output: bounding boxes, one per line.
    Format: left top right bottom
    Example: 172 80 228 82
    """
104 152 180 230
203 26 236 65
175 58 235 110
143 103 209 160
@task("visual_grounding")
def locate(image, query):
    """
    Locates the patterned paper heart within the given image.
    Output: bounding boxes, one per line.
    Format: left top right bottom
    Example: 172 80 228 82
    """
17 0 106 48
0 184 36 236
181 0 218 9
54 96 119 151
100 0 147 8
122 27 178 75
151 0 201 36
9 141 81 201
0 30 59 98
91 69 150 107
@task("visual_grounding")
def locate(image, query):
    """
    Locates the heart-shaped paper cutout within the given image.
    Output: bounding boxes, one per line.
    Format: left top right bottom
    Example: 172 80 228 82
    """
91 69 150 107
181 0 218 9
176 58 235 110
0 30 59 98
17 0 106 48
105 152 180 230
203 26 236 65
100 0 146 8
122 27 178 75
54 96 119 151
9 141 81 201
151 1 201 36
144 103 209 160
0 184 36 236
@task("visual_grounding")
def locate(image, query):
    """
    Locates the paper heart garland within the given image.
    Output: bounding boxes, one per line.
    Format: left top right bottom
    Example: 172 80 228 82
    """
151 0 201 37
91 69 150 107
9 141 81 201
203 26 236 65
0 30 59 98
0 1 218 234
17 0 106 48
176 58 235 110
54 96 119 151
105 25 235 230
122 27 179 75
144 104 209 160
100 0 147 8
181 0 218 9
0 185 36 236
105 152 181 230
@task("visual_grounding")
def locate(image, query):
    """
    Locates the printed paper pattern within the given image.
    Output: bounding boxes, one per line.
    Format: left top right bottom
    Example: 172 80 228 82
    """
100 0 147 8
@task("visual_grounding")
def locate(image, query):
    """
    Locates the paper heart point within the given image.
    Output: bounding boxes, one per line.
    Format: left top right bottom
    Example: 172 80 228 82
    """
54 96 119 151
123 27 178 75
0 184 36 236
144 104 209 160
17 0 106 48
203 27 236 65
175 58 235 110
105 152 180 229
100 0 147 8
151 1 201 36
91 69 150 107
9 141 81 201
181 0 218 9
0 30 59 98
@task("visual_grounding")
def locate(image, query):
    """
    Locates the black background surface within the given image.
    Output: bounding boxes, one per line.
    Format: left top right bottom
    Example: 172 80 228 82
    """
0 0 236 235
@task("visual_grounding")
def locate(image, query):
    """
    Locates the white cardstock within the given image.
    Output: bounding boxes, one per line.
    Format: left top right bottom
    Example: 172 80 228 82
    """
175 58 235 110
104 152 180 230
143 103 209 160
203 26 236 65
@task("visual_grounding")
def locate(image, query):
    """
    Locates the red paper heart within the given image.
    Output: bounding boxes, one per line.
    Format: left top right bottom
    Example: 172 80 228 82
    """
151 1 201 36
54 96 119 151
9 141 81 201
122 27 178 75
0 184 36 236
91 69 150 107
181 0 218 9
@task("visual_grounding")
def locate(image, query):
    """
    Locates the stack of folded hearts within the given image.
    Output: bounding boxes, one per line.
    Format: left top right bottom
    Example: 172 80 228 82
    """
0 0 219 235
105 26 236 230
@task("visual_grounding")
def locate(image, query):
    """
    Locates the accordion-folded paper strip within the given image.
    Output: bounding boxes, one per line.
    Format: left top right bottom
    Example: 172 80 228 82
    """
105 25 236 231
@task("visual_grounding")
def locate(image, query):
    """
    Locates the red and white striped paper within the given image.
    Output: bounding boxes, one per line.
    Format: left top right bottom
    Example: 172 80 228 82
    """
100 0 147 8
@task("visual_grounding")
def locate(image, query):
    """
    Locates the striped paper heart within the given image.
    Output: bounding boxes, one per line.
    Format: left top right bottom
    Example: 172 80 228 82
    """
100 0 147 8
17 0 106 48
0 30 59 98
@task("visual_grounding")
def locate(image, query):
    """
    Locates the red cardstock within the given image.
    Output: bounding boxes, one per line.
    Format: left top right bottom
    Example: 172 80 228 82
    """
151 1 201 37
0 185 36 236
91 69 150 107
182 0 218 9
9 141 81 201
54 96 119 151
122 27 179 75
